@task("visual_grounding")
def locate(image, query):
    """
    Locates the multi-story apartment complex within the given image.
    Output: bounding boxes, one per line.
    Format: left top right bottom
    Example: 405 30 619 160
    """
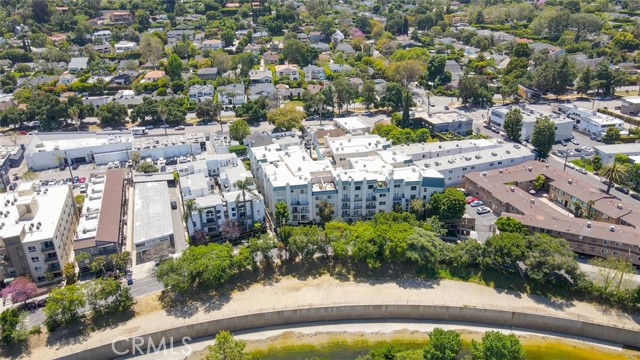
179 154 265 239
249 139 445 225
464 161 640 265
554 104 625 136
0 183 77 285
489 105 573 141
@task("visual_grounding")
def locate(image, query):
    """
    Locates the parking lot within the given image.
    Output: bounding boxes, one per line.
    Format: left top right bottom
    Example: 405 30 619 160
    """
464 197 497 243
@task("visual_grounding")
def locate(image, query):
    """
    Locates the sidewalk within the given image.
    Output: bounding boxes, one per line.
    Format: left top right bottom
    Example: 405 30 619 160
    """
27 274 640 359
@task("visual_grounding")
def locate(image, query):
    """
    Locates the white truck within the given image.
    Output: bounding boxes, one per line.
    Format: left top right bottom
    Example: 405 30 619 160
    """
131 127 148 136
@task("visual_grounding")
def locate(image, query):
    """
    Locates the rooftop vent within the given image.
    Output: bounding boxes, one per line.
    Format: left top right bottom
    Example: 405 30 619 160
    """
617 204 623 210
510 186 515 192
499 169 504 174
568 179 573 185
475 154 482 159
491 152 498 156
530 198 535 204
610 225 615 232
527 167 532 172
586 221 592 228
481 171 487 177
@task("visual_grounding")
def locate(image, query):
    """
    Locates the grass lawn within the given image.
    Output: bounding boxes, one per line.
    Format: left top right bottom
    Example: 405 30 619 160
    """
569 159 594 172
282 100 304 110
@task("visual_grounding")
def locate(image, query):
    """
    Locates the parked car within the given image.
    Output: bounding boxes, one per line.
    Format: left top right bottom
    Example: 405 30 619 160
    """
476 206 491 215
35 298 47 308
575 167 587 174
12 174 18 181
79 184 87 193
159 124 170 128
630 193 640 201
71 164 79 170
8 183 17 191
17 302 37 312
174 125 185 130
78 177 86 184
73 176 79 184
171 200 177 210
565 162 576 169
570 138 580 145
615 185 630 194
574 147 582 152
466 196 478 204
59 164 66 171
470 200 484 207
145 125 154 130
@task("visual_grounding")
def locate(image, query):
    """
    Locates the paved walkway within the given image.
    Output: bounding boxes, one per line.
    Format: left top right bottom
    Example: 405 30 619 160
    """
28 275 640 359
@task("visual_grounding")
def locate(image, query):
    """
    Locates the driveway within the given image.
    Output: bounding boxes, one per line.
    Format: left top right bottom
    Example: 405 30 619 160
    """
169 186 188 254
465 203 497 243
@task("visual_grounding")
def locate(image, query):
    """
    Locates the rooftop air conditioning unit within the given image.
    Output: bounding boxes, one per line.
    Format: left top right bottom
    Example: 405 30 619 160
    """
586 221 591 228
530 198 535 204
510 186 515 192
492 152 498 156
568 179 573 185
499 169 504 174
609 225 615 232
475 154 482 159
527 167 532 172
617 204 623 209
481 171 487 177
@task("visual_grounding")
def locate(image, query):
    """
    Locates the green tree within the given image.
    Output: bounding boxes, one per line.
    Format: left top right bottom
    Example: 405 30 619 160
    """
282 38 318 67
592 154 602 172
166 53 183 81
472 331 525 360
184 198 198 227
266 107 305 130
96 102 128 128
533 174 546 190
503 108 523 142
139 33 165 67
422 55 452 87
318 200 334 223
409 198 426 220
576 66 593 96
333 77 357 113
361 80 377 110
136 162 159 173
205 331 252 360
524 233 579 284
387 60 425 87
495 217 529 236
423 328 463 360
406 228 451 270
401 90 411 129
31 0 51 23
196 99 221 122
380 82 405 112
482 233 527 271
458 76 492 106
600 162 629 193
85 278 134 314
588 257 636 295
512 43 531 59
530 117 556 159
602 127 621 144
0 308 27 346
63 263 77 285
427 188 466 222
275 201 289 227
44 285 86 331
229 119 251 141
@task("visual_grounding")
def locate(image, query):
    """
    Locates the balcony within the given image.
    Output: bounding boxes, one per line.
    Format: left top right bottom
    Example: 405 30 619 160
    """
353 204 362 210
366 202 376 209
290 200 309 206
47 262 61 272
366 195 376 201
45 255 59 263
342 196 350 202
41 246 56 253
342 204 350 210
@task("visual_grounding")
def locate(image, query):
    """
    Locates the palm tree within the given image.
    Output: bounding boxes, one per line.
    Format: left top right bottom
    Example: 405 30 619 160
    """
600 162 629 194
586 199 595 218
572 201 584 218
234 178 257 230
184 198 198 233
68 107 80 131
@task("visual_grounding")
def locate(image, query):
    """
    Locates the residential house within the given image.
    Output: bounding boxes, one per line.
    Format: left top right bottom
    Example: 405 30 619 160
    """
92 30 112 43
200 39 223 50
262 51 280 65
92 44 113 54
68 57 89 72
188 84 215 103
303 65 326 81
114 41 138 53
335 43 355 54
349 77 363 90
108 11 133 23
111 71 138 86
329 63 353 74
307 84 324 95
244 44 262 55
275 64 300 80
252 31 269 42
196 67 218 81
309 31 324 43
445 60 463 87
249 69 273 84
297 33 309 42
331 30 345 44
167 30 195 40
58 73 77 85
311 42 330 52
276 84 303 99
217 83 246 109
529 42 566 57
141 70 166 83
248 83 276 101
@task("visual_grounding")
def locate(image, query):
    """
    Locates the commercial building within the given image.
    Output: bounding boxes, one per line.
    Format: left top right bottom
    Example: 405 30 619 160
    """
398 139 536 187
249 141 445 225
0 183 77 285
555 104 625 136
489 105 573 141
594 143 640 165
464 161 640 265
132 133 207 160
133 182 174 260
25 132 133 171
333 117 370 135
0 145 24 191
412 112 473 136
74 170 126 263
620 97 640 115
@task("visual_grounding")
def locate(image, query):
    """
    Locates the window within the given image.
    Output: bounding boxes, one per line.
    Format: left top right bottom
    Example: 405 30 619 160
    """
612 250 620 256
498 161 503 165
601 249 608 254
368 185 374 189
410 186 417 191
603 240 609 246
615 242 621 247
462 167 467 171
394 184 401 188
379 194 386 198
28 246 36 253
489 162 494 166
34 266 42 272
355 186 361 190
36 276 45 282
31 256 40 263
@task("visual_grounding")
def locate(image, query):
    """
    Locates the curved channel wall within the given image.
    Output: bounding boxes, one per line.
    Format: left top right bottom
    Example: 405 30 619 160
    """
57 304 640 359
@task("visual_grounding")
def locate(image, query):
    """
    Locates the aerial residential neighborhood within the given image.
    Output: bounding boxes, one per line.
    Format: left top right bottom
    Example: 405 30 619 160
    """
0 0 639 359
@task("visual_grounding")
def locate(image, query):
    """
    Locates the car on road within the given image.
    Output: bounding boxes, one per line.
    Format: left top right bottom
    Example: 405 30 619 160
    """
466 196 478 204
145 125 154 130
159 124 170 128
171 200 177 210
570 139 580 145
565 162 576 169
590 134 597 140
574 147 582 153
575 167 587 174
78 177 86 184
630 193 640 201
362 111 372 116
470 200 484 207
207 121 218 125
8 183 17 191
476 206 491 215
615 185 630 194
560 141 567 146
73 176 79 184
174 125 185 130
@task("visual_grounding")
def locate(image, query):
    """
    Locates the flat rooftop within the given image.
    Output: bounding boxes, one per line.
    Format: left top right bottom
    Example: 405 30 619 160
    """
333 117 370 132
26 132 132 154
0 184 70 243
413 112 471 125
326 135 390 156
594 143 640 155
492 105 571 124
414 143 535 172
95 169 125 244
391 139 498 159
133 181 174 245
132 133 206 151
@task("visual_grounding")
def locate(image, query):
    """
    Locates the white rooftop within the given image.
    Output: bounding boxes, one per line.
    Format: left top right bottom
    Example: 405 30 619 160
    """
133 182 174 245
333 116 370 133
594 143 640 155
326 134 390 156
26 132 133 154
414 143 535 171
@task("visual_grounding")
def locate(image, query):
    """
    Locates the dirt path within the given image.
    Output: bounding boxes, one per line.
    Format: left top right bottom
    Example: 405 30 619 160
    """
25 275 640 359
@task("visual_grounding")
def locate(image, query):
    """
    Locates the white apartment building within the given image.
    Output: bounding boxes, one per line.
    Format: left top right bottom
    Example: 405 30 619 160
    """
188 84 215 102
114 41 138 53
326 134 391 168
333 117 370 135
0 183 77 286
489 105 573 141
555 104 625 135
179 154 265 238
594 143 640 165
249 143 445 225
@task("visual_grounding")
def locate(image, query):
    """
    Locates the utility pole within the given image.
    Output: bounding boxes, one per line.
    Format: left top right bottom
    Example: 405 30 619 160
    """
563 152 569 171
64 151 74 180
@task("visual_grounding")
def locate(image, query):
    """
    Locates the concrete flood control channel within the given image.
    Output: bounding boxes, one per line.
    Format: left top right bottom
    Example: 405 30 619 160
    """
56 304 640 359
